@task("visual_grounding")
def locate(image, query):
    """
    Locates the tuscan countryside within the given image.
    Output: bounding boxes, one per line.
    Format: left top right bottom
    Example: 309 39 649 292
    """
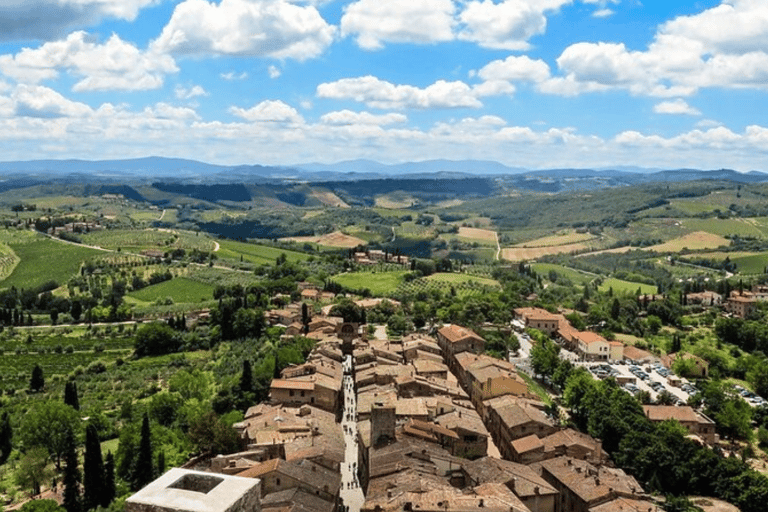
0 2 767 512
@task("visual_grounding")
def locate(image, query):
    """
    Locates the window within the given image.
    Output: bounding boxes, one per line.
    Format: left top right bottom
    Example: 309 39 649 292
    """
301 391 305 397
289 390 294 397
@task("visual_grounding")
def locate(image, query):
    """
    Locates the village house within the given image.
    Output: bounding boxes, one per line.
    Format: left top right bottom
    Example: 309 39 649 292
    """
685 291 722 307
236 458 341 505
483 395 558 460
661 352 709 378
726 291 757 319
462 456 559 512
514 307 564 336
642 405 717 445
533 457 650 512
125 468 261 512
574 332 611 362
437 325 486 374
509 429 606 465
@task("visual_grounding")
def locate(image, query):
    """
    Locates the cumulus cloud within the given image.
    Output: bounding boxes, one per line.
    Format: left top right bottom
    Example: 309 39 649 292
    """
320 110 407 126
458 0 571 50
547 0 768 96
341 0 455 50
229 99 304 124
653 99 701 116
477 55 551 83
268 65 282 79
152 0 335 61
175 85 207 99
0 31 178 91
0 0 157 41
316 75 482 109
221 71 249 80
12 84 92 118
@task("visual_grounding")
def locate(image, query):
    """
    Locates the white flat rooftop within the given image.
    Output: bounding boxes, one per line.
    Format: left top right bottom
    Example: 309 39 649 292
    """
126 468 260 512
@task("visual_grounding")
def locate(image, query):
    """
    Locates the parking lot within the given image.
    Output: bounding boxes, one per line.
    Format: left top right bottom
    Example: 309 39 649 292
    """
581 361 695 404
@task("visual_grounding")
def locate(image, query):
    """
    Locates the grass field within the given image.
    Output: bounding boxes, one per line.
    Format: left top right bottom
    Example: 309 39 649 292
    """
1 236 103 290
513 230 596 248
682 218 767 238
81 228 216 252
647 231 730 252
331 271 407 295
531 263 594 284
424 272 500 288
501 242 593 261
457 227 497 242
375 193 416 209
283 231 367 248
216 239 309 265
599 278 657 295
127 277 215 304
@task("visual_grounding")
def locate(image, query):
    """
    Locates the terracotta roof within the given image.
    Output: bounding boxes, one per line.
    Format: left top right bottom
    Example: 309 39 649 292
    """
511 434 544 454
575 331 607 344
642 405 713 424
536 457 643 505
438 324 484 344
590 497 660 512
270 379 316 391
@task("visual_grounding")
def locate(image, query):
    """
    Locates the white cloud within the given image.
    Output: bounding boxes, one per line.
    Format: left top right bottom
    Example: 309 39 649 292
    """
341 0 455 50
175 85 207 99
0 0 157 41
592 8 614 18
458 0 571 50
229 99 304 124
12 84 93 118
320 110 407 126
145 103 200 121
316 75 482 109
546 0 768 97
268 65 282 79
152 0 335 61
0 31 177 91
221 71 249 80
653 99 701 116
477 55 551 83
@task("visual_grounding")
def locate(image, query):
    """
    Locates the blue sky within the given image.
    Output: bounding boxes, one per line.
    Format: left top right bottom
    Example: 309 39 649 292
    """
0 0 766 170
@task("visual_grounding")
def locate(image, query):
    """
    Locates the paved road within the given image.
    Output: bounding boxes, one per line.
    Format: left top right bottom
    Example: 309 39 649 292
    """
339 355 364 512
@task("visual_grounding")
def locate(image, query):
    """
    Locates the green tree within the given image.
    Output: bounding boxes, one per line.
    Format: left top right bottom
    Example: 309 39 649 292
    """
62 430 81 512
0 411 12 464
188 411 240 456
63 381 79 411
133 414 153 490
134 322 179 357
20 402 81 468
240 360 253 393
30 364 45 392
530 336 560 377
15 446 53 496
102 451 116 508
82 424 103 512
20 500 64 512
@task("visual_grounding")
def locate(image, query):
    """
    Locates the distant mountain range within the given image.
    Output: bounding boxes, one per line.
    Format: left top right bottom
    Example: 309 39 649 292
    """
0 157 765 190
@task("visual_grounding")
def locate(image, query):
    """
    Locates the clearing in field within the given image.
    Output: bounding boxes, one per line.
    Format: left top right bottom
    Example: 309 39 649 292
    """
458 227 497 242
531 263 594 284
513 230 596 248
599 278 656 295
1 236 103 290
216 239 309 264
682 218 767 238
127 277 215 304
375 193 416 209
502 242 592 261
81 228 217 253
424 272 500 288
283 230 367 248
331 270 407 295
312 190 349 208
647 231 730 252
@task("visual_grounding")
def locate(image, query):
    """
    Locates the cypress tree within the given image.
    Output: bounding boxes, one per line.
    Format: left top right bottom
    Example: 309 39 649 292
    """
102 452 116 507
62 429 81 512
29 364 44 392
83 424 104 511
157 451 165 475
240 360 253 393
0 411 11 464
64 381 80 411
133 414 153 490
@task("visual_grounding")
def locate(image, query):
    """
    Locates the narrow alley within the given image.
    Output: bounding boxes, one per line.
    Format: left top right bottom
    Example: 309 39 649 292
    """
339 354 364 512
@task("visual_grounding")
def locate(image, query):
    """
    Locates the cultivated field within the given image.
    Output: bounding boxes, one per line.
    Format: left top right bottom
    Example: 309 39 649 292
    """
81 228 216 253
458 227 497 242
1 236 103 290
126 277 216 304
331 270 408 295
598 278 657 295
283 230 367 248
424 272 500 288
531 263 594 284
647 231 730 252
501 242 593 261
513 230 596 248
312 190 349 208
216 239 309 265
